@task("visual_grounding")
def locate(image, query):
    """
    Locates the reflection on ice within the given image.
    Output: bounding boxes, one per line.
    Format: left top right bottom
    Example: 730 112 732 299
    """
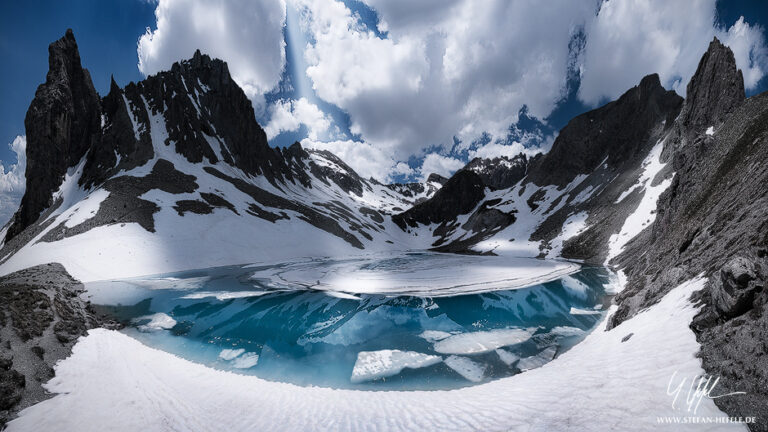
86 254 613 390
246 252 579 297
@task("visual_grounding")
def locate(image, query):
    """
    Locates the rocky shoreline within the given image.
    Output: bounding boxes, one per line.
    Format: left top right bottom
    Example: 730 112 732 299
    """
0 263 117 428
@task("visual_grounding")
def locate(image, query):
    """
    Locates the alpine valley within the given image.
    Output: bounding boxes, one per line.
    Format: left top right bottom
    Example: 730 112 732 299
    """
0 30 766 431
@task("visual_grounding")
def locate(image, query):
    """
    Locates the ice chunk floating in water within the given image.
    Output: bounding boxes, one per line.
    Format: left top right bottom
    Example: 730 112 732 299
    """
86 254 613 390
432 329 533 355
351 350 442 383
131 313 176 332
444 356 486 382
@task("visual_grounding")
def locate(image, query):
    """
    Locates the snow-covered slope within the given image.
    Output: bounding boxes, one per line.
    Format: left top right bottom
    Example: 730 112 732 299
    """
0 33 441 282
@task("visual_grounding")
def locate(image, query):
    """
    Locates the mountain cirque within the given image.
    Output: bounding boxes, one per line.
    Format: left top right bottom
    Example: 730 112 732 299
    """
0 30 766 429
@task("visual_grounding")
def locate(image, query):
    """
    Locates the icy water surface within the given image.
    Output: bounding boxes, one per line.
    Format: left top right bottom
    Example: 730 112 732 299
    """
85 253 612 390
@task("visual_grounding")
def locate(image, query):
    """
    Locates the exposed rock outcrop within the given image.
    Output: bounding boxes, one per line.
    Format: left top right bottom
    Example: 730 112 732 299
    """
0 263 111 427
609 38 768 428
679 37 745 129
526 73 682 187
7 30 102 242
393 170 486 230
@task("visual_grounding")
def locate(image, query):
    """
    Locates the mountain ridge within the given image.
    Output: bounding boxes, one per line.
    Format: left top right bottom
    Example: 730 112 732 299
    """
0 30 767 427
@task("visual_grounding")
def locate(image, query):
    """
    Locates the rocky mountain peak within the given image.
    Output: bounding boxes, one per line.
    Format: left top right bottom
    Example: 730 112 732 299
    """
526 73 682 187
6 29 102 242
680 37 745 128
426 173 448 185
462 153 531 190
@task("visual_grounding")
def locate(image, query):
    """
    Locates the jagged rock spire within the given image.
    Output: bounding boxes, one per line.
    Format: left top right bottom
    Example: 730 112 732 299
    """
6 29 102 242
680 37 745 128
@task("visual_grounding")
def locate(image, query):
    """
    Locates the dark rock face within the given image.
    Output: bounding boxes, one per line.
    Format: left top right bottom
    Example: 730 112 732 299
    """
403 74 681 258
680 37 745 129
527 74 682 187
393 170 486 229
426 173 448 185
80 77 154 189
608 40 768 427
708 257 761 319
0 263 108 427
6 30 102 241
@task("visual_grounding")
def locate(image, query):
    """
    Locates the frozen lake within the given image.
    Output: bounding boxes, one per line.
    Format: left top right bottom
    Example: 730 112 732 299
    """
85 253 612 390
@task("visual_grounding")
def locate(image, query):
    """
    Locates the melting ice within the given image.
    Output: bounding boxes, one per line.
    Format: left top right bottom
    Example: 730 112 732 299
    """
86 254 612 390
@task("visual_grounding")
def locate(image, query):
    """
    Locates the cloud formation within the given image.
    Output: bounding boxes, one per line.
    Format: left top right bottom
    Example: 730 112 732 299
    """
264 98 333 141
578 0 768 104
0 136 26 227
297 0 593 161
137 0 768 183
418 153 464 181
137 0 287 114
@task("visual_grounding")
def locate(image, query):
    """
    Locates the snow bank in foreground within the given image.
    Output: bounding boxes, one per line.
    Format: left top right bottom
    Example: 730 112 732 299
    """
8 278 744 431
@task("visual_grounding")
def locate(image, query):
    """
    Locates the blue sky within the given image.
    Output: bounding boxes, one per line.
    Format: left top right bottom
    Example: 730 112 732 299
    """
2 0 768 191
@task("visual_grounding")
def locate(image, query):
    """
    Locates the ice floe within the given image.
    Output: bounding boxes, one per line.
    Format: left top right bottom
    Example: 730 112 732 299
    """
517 346 557 371
494 348 520 366
569 307 602 315
443 356 485 382
351 350 442 383
132 313 177 332
182 291 269 300
432 328 532 355
549 326 585 338
418 330 453 343
231 353 259 369
219 349 245 361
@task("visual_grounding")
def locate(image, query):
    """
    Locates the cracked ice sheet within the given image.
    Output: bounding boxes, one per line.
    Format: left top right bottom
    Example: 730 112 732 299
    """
249 253 580 297
8 278 743 432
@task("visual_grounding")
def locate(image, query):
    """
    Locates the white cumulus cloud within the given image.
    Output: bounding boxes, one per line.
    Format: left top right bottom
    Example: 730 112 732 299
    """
419 153 465 181
135 0 768 183
0 136 27 227
295 0 594 162
579 0 768 104
137 0 287 114
300 138 396 182
264 98 333 141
